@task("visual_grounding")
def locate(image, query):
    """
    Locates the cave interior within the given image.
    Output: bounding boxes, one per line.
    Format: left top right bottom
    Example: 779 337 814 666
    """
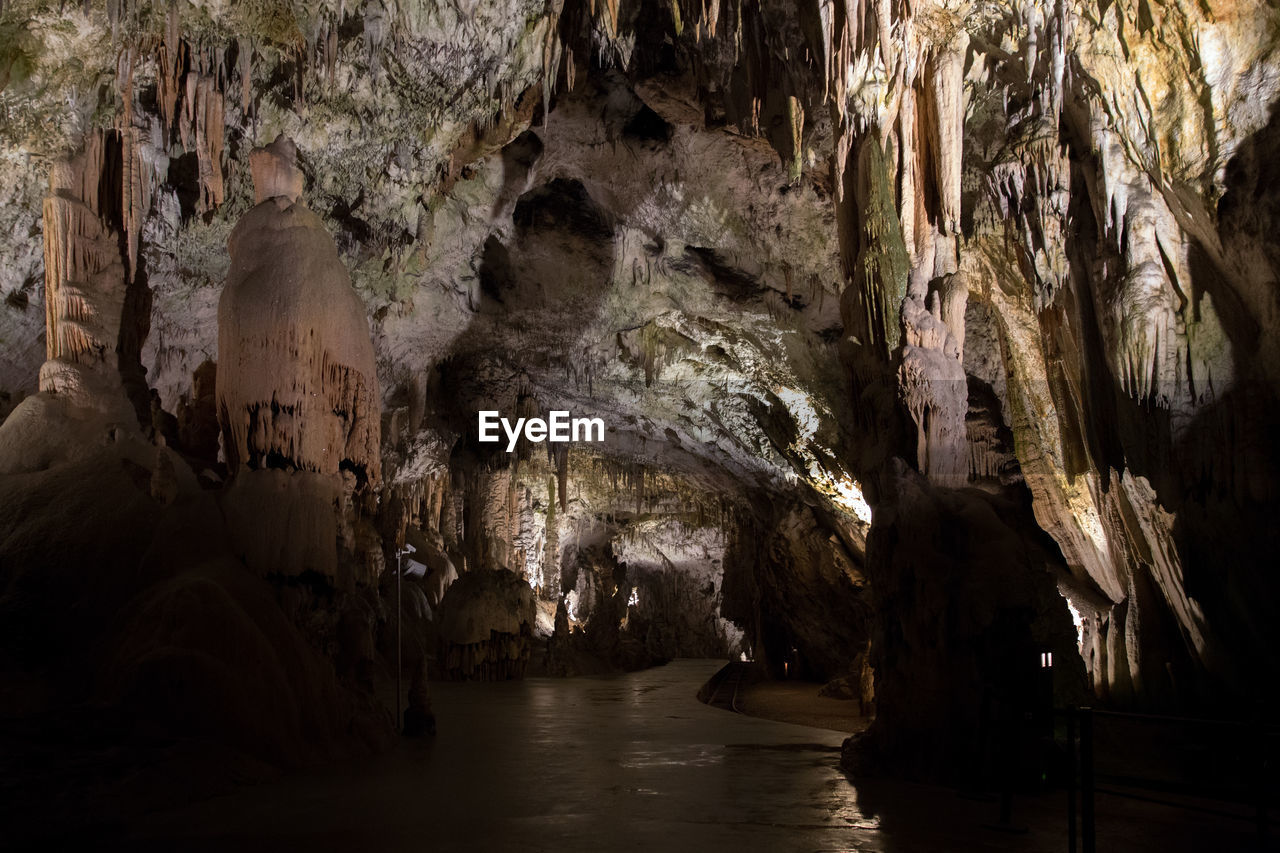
0 0 1278 848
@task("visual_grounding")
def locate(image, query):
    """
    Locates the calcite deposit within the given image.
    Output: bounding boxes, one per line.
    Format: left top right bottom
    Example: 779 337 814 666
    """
38 131 135 417
218 135 380 486
437 568 536 680
214 135 383 586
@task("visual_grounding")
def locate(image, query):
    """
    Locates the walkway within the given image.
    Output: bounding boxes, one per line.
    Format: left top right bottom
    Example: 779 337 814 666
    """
127 660 1260 852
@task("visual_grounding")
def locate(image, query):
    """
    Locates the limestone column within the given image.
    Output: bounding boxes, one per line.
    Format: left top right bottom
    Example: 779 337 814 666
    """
217 135 381 586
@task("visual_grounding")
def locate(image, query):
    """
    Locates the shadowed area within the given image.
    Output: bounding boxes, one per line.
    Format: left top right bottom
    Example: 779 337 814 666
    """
124 662 1257 853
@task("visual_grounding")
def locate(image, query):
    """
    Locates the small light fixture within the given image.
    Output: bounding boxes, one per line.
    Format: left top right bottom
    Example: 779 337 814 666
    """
1040 651 1053 668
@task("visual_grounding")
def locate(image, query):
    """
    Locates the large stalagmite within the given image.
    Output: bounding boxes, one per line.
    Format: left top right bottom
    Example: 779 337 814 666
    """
217 135 380 485
217 136 381 584
39 132 132 417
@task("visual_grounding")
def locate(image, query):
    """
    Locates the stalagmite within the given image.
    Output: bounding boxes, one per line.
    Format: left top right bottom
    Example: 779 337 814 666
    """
437 569 537 681
217 135 381 485
217 135 381 585
39 133 131 415
3 0 1280 815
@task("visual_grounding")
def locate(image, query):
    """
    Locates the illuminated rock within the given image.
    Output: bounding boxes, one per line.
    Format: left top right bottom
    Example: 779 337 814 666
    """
217 136 381 584
38 133 133 417
217 135 380 486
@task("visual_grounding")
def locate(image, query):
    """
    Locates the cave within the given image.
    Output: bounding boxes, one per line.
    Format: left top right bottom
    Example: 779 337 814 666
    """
0 0 1277 849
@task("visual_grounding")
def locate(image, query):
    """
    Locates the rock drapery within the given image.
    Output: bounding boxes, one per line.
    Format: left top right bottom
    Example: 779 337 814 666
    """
37 130 146 421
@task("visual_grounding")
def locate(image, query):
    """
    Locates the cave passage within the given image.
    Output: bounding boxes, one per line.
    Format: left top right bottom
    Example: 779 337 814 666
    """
4 0 1280 847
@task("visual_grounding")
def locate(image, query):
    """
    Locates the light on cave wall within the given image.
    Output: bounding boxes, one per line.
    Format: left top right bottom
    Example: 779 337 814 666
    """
628 587 639 607
1066 598 1084 650
774 386 820 443
772 386 874 525
831 476 873 523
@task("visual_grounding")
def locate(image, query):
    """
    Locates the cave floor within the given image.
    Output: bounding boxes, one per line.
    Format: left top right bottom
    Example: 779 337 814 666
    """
125 660 1261 852
735 679 873 733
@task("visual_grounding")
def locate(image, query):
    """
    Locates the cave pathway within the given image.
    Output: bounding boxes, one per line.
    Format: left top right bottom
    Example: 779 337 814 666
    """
128 660 1240 852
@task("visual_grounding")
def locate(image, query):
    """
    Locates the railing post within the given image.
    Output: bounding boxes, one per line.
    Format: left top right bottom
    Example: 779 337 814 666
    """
1256 714 1269 850
396 546 403 734
1081 707 1095 853
1067 707 1077 853
983 704 1027 834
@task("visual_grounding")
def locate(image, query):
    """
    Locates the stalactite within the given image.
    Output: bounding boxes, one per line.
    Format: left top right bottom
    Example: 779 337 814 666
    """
180 56 196 152
635 465 644 515
237 38 254 115
115 46 150 285
601 0 620 40
897 88 921 280
640 321 665 387
929 33 967 236
839 134 909 361
156 5 183 147
191 59 226 213
556 445 570 512
542 12 561 123
787 95 804 180
325 24 339 85
364 1 387 80
440 630 532 681
898 286 967 487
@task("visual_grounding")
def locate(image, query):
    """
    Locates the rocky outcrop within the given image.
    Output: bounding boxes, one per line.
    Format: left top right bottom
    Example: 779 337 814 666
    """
953 0 1280 714
722 502 869 681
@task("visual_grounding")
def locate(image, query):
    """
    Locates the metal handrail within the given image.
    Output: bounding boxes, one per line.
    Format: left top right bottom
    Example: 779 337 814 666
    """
1087 707 1278 729
1062 705 1273 852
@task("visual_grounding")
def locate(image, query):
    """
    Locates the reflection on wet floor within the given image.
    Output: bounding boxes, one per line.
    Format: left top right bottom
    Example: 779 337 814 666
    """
129 660 1262 852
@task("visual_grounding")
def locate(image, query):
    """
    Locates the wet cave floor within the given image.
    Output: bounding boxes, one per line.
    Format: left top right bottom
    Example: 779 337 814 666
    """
126 661 1261 852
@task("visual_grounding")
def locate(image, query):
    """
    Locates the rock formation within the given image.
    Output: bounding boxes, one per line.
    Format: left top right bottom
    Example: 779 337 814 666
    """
216 135 382 585
38 132 134 418
436 568 536 680
217 135 380 486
